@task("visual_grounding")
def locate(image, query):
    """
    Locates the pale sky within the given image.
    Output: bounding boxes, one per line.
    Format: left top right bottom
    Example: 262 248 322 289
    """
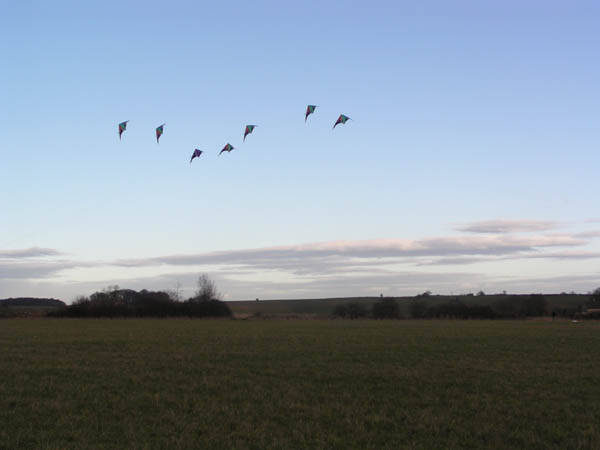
1 1 599 301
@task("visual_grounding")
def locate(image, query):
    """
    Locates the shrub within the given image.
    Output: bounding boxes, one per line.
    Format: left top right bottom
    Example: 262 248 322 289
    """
346 303 368 319
520 294 547 317
332 303 348 318
372 297 400 319
590 287 600 305
410 300 429 319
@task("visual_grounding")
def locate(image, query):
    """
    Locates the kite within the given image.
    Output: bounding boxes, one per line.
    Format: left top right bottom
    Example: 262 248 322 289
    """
156 124 165 143
118 121 129 140
305 105 317 122
243 125 257 142
333 114 351 129
190 149 203 164
219 143 234 155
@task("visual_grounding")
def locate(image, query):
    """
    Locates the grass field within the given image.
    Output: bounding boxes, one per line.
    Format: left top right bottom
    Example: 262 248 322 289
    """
1 319 599 449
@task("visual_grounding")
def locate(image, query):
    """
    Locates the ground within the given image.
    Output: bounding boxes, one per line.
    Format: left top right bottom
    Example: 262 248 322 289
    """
1 319 599 449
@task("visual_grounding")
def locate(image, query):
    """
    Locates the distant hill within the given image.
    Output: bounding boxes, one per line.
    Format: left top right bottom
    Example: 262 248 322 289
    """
228 294 591 318
0 297 66 308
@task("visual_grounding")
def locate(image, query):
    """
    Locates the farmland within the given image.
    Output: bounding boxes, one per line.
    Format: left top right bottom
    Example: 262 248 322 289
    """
1 319 600 449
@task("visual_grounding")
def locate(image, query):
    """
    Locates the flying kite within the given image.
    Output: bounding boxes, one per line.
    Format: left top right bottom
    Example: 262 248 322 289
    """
219 143 234 155
190 149 203 163
333 114 351 129
243 125 257 142
156 124 165 143
118 121 129 140
305 105 317 122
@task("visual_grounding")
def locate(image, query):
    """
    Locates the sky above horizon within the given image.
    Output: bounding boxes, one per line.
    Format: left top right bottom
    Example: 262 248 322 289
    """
1 1 599 302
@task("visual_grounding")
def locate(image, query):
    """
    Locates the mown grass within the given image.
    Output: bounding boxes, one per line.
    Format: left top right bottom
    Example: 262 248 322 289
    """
1 319 599 449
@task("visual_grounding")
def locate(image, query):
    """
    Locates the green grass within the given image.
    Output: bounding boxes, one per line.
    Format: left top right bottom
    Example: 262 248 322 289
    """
1 319 600 449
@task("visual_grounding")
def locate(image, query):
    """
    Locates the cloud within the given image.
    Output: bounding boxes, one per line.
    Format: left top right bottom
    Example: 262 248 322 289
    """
0 247 63 258
457 220 558 234
416 257 492 266
113 234 586 273
522 251 600 260
0 260 79 279
1 231 597 299
575 230 600 239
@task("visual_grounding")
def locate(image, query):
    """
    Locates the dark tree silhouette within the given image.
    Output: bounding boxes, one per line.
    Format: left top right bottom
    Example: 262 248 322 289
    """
372 297 400 319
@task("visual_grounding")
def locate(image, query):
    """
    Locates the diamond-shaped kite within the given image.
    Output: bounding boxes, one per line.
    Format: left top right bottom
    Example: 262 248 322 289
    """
156 124 165 143
305 105 317 122
118 121 129 140
190 149 203 164
219 143 234 155
244 125 257 142
333 114 351 129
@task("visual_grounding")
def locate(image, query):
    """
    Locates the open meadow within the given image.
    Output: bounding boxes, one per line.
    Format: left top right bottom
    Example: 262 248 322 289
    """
1 319 600 449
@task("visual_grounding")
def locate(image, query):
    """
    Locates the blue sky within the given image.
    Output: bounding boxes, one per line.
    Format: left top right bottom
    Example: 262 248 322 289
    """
1 1 599 301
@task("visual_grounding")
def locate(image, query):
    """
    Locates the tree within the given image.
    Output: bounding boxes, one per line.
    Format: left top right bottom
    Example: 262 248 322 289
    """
590 287 600 304
193 274 221 302
332 303 348 318
520 294 547 317
344 303 368 319
166 280 182 303
372 297 400 319
410 300 428 318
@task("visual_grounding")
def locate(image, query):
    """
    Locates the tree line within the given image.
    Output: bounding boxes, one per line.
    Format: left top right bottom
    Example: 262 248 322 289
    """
49 275 231 318
333 294 551 319
409 294 547 319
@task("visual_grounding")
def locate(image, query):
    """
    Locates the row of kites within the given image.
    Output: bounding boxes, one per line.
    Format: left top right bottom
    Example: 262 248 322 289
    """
117 105 351 163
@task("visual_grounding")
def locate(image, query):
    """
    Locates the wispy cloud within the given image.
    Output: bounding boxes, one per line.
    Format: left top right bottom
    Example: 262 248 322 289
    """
1 233 587 281
575 230 600 239
0 247 63 258
0 230 597 299
522 250 600 260
113 234 585 271
457 219 558 234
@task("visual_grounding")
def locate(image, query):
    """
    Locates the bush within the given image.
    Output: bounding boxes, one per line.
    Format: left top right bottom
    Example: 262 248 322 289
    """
346 303 368 319
332 302 367 319
332 303 348 318
410 300 429 318
520 294 547 317
590 287 600 305
372 297 400 319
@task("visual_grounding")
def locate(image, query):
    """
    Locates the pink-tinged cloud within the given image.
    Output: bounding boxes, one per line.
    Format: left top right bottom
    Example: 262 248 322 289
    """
0 233 593 289
115 234 586 270
457 219 558 234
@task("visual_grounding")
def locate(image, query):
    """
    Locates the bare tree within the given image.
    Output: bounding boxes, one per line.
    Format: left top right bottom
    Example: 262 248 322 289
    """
194 274 221 302
166 280 182 303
